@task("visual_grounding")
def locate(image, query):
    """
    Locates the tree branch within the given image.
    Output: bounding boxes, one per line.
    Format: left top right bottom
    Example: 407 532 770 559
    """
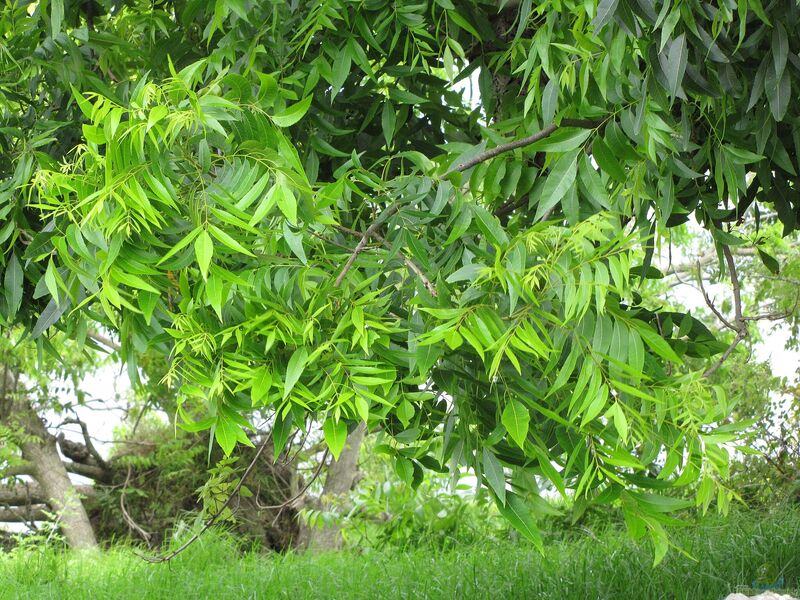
2 460 109 482
0 482 95 505
334 118 601 287
87 330 121 351
334 225 438 296
334 204 400 288
703 246 748 378
61 418 108 469
444 118 601 175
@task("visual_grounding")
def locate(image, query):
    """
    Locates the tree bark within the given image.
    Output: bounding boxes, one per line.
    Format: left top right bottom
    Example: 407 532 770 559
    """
299 423 366 551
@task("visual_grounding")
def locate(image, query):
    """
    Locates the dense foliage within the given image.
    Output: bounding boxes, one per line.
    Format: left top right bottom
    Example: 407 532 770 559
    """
3 0 800 558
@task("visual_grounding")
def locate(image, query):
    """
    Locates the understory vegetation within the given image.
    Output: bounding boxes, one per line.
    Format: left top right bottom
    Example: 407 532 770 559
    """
1 509 798 600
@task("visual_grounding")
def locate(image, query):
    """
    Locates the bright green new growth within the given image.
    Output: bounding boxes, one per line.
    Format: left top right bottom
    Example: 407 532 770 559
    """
2 0 797 560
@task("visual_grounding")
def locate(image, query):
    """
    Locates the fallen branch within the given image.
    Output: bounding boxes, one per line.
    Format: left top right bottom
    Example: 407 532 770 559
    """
0 482 95 505
0 505 49 523
2 460 108 481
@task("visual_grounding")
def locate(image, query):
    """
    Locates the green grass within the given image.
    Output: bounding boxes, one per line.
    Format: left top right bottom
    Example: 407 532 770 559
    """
1 509 798 599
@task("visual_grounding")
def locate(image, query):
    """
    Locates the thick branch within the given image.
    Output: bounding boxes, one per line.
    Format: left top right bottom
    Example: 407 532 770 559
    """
87 330 121 351
61 419 108 469
3 460 109 482
664 247 757 277
0 505 49 522
0 482 95 505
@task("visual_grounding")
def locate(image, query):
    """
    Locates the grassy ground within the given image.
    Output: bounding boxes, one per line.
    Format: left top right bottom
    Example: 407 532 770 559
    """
1 509 798 599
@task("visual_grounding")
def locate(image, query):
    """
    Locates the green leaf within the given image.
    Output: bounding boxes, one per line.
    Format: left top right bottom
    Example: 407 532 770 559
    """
275 185 298 224
495 491 543 551
381 101 396 147
535 151 577 220
592 137 626 183
138 291 159 326
44 260 59 304
630 321 683 364
271 96 313 127
283 346 308 399
282 222 307 264
765 68 791 121
206 274 225 320
51 0 64 35
757 248 780 274
665 33 688 97
209 224 256 256
32 298 68 338
272 411 294 457
214 409 253 456
195 230 214 280
472 204 509 247
4 253 23 319
593 0 619 31
482 448 506 505
323 417 348 460
526 128 591 153
772 22 788 80
502 399 530 448
331 47 352 100
251 367 273 406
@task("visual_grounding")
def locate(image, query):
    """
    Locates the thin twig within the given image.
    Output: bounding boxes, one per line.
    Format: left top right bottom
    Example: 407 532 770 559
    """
120 465 153 547
256 449 329 510
697 266 737 331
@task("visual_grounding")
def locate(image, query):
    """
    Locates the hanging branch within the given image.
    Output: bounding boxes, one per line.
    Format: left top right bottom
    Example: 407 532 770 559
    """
137 435 272 563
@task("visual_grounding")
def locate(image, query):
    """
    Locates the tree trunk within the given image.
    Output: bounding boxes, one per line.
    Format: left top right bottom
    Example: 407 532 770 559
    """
16 402 98 549
1 366 97 550
299 423 366 551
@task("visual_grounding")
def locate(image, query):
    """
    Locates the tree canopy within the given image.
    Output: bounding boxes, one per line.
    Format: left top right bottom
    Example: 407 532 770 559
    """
2 0 799 560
